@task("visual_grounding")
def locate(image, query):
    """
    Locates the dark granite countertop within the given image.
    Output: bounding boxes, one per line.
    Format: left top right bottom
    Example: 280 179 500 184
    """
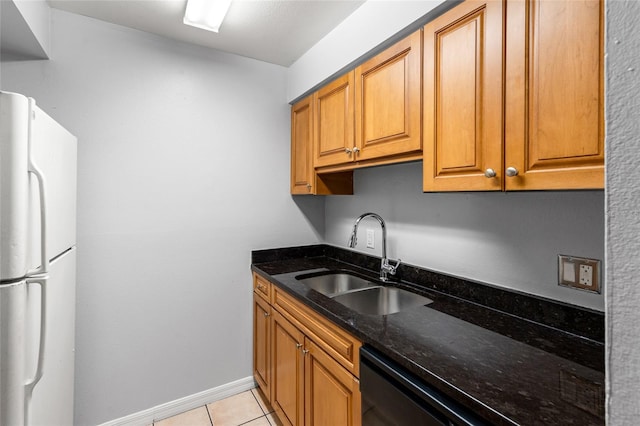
251 245 605 426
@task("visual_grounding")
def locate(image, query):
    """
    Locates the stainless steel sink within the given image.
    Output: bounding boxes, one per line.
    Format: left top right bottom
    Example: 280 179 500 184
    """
296 272 376 297
296 271 432 315
332 286 433 315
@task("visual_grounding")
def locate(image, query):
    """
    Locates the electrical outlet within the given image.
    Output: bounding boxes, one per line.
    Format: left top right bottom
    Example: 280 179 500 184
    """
579 265 593 286
558 255 601 294
366 229 375 249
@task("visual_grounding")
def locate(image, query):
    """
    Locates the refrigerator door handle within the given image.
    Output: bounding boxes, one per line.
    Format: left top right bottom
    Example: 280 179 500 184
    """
26 100 49 276
24 275 48 399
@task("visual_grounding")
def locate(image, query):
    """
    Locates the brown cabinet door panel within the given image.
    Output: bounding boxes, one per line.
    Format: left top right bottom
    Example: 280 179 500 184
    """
505 0 604 189
423 0 504 191
355 30 422 161
272 311 305 426
314 73 355 168
304 339 361 426
291 96 314 194
253 294 271 401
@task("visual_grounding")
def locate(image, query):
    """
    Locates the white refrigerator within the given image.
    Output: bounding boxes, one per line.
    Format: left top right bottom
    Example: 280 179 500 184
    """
0 91 77 425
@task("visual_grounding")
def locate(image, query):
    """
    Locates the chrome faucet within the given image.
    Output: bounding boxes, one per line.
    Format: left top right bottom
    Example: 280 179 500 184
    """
348 212 401 282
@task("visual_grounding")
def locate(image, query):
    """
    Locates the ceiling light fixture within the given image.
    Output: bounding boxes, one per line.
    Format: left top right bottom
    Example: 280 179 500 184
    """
183 0 232 33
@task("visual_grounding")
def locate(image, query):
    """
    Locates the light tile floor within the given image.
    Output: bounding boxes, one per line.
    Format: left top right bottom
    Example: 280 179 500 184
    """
153 388 282 426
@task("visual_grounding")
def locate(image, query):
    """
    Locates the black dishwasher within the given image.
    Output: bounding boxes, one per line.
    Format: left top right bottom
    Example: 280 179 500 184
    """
360 346 489 426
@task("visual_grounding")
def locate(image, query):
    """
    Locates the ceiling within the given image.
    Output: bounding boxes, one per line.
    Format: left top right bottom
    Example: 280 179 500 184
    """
47 0 366 66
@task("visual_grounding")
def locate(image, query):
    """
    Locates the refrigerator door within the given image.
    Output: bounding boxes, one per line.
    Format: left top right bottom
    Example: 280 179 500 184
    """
29 100 77 263
0 91 77 281
0 92 31 280
0 280 28 426
27 248 76 426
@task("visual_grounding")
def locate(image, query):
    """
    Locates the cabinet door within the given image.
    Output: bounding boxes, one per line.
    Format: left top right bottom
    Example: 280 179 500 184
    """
253 293 271 402
504 0 604 190
314 72 355 168
272 310 305 426
423 0 504 191
291 96 314 194
355 30 422 162
304 338 361 426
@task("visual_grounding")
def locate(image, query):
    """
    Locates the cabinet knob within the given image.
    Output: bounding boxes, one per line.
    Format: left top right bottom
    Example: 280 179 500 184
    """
306 184 312 190
263 312 270 317
506 167 519 177
345 148 352 154
302 349 310 355
296 343 303 349
484 168 496 178
352 147 360 154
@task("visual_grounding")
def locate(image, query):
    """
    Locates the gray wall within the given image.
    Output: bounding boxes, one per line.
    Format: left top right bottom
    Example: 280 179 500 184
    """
3 0 638 423
325 163 605 311
605 1 640 423
1 9 324 425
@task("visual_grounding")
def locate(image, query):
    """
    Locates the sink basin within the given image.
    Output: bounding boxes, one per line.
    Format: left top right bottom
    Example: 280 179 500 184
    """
296 271 376 297
332 286 433 315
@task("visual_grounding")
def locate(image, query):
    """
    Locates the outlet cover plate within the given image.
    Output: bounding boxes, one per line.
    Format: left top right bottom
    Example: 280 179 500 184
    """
366 229 375 249
558 255 601 294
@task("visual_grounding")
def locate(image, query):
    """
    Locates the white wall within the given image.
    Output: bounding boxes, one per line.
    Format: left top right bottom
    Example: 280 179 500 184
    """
605 1 640 423
1 9 324 425
325 163 605 311
0 0 51 59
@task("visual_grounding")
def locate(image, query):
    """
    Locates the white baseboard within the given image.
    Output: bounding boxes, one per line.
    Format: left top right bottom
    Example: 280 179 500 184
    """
98 376 256 426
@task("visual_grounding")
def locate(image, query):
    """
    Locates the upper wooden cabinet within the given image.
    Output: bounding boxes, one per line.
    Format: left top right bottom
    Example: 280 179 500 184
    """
504 0 604 190
354 29 422 162
423 0 604 191
314 72 356 168
423 0 504 191
308 30 422 172
290 95 354 195
291 96 314 194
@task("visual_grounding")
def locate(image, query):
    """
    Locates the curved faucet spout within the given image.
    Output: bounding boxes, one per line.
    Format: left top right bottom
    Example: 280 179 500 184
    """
347 212 399 281
348 212 386 252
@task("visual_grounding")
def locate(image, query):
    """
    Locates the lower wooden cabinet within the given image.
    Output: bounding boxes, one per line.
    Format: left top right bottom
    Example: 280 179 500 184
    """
272 309 306 426
252 273 362 426
253 292 271 402
304 338 361 426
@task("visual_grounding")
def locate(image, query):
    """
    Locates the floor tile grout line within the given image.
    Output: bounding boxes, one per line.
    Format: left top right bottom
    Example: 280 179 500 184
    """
204 403 214 426
251 387 275 415
237 413 268 425
152 388 272 426
249 387 268 416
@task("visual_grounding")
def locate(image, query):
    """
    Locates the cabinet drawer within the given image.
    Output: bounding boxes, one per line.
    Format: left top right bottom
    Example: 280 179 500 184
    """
253 273 271 302
273 287 362 377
